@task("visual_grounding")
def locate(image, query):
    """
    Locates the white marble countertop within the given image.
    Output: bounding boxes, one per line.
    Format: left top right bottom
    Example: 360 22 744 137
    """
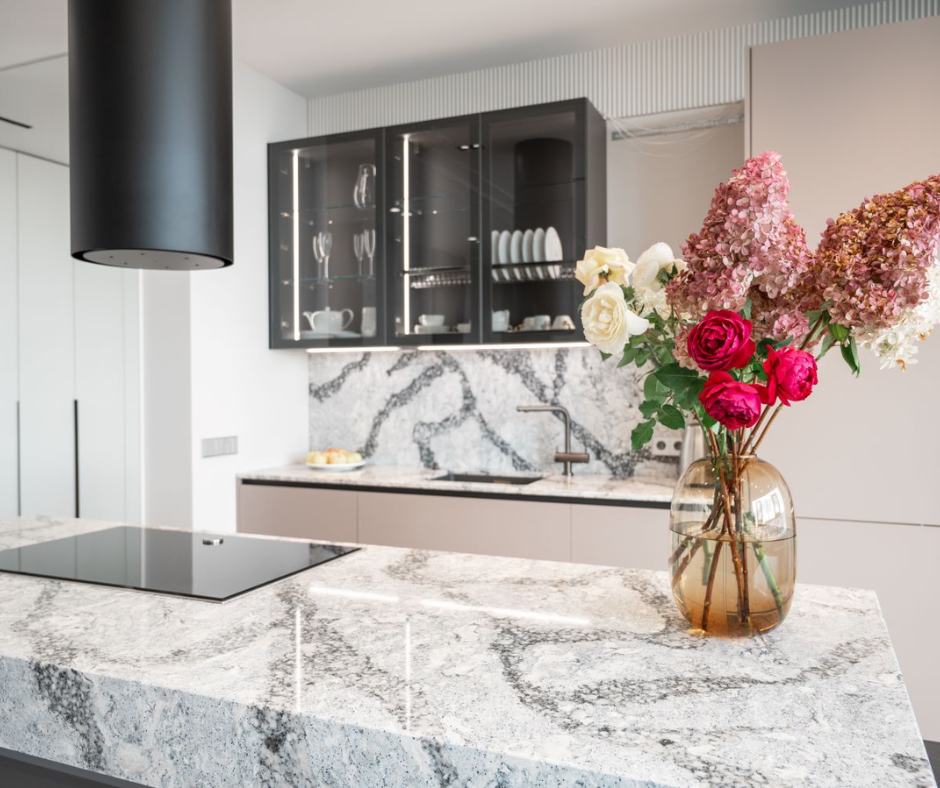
238 464 676 505
0 517 934 787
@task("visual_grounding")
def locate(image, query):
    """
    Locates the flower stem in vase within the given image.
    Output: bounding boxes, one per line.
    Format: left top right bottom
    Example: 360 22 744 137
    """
700 539 724 630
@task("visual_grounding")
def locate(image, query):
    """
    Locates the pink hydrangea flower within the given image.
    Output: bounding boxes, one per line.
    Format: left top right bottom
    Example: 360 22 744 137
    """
667 152 814 321
815 175 940 331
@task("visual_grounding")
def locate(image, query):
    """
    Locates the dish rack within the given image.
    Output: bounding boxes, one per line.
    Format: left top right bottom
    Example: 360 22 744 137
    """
491 261 576 283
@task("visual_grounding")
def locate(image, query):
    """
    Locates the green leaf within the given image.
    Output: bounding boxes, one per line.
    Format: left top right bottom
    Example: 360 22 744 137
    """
840 335 861 377
643 373 666 402
656 268 672 287
599 351 612 361
674 377 704 409
829 323 850 342
631 420 655 452
654 363 701 391
639 400 659 419
635 348 652 367
620 285 636 302
618 346 640 367
658 404 686 430
820 332 837 357
741 298 752 320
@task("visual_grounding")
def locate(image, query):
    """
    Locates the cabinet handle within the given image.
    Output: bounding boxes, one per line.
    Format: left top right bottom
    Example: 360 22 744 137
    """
74 399 80 518
16 401 21 517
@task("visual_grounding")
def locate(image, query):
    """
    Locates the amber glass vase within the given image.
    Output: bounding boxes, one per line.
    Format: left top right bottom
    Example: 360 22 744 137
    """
669 454 796 637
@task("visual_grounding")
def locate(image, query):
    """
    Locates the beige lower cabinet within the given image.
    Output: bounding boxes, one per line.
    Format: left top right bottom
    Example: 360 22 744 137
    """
570 504 670 572
357 492 571 562
237 483 358 542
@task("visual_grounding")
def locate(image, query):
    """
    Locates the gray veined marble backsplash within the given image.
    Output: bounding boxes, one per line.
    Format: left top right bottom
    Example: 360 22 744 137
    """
308 347 679 480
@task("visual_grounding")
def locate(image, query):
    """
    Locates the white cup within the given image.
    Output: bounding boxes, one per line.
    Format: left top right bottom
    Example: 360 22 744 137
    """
552 314 574 330
524 315 551 331
418 314 445 327
492 309 510 332
361 307 377 338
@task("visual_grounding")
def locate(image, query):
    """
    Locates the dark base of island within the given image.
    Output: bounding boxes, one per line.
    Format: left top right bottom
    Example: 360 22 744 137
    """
0 747 145 788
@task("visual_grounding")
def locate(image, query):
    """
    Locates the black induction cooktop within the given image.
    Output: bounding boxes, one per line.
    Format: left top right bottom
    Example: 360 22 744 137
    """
0 526 359 602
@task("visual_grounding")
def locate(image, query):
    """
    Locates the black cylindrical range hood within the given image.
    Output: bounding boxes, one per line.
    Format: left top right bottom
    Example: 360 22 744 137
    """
69 0 234 270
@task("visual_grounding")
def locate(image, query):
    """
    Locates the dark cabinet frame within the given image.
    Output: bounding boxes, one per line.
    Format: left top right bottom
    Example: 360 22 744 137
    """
267 127 386 350
384 113 483 347
268 99 606 350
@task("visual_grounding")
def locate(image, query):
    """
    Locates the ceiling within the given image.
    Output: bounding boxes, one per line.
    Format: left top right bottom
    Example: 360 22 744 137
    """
1 0 865 98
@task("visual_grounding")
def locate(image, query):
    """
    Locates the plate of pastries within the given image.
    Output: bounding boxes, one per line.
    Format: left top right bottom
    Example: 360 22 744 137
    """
305 448 365 471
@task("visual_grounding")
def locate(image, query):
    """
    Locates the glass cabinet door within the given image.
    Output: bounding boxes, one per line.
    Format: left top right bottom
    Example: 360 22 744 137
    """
482 101 589 343
269 129 384 348
386 116 481 345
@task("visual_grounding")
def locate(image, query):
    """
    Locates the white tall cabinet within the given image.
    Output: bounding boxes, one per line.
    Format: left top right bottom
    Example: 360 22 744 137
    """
17 154 76 517
0 150 17 519
0 151 140 522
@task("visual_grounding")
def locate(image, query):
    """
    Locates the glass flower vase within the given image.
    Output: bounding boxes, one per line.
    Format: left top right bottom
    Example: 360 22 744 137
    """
669 454 796 637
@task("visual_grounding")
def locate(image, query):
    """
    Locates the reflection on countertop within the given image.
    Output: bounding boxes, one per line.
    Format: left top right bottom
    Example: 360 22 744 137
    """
238 464 676 505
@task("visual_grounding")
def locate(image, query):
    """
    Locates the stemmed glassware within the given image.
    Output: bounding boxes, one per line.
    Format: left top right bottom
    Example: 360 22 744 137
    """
353 164 376 209
313 231 332 281
353 229 376 277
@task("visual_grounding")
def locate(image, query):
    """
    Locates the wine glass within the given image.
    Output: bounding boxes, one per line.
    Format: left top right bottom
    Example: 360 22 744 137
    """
353 164 376 209
363 229 376 277
353 231 365 276
313 231 332 280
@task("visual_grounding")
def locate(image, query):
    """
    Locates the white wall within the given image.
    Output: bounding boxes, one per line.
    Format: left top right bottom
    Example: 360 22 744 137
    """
186 62 308 532
141 270 193 528
750 16 940 739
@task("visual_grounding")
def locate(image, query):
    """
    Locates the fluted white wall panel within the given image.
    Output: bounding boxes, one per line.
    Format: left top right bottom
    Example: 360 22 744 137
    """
308 0 938 134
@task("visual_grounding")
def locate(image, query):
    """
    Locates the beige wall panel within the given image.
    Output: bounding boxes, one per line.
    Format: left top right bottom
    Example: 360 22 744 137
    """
750 18 940 525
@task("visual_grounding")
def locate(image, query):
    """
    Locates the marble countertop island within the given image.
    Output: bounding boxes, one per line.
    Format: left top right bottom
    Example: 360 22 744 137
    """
0 517 934 787
238 464 676 506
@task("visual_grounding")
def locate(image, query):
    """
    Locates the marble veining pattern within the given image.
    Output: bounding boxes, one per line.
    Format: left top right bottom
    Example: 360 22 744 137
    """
0 517 934 788
308 347 679 479
238 464 676 504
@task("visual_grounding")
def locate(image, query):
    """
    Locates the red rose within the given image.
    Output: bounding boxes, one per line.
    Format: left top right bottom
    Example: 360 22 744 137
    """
699 372 763 430
686 310 756 371
761 346 818 406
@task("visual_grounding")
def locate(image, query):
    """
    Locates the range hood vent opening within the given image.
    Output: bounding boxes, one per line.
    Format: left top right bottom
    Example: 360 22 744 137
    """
68 0 234 270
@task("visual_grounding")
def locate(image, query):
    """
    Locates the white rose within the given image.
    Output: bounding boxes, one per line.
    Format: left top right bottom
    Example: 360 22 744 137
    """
575 246 634 295
632 242 686 291
581 282 650 355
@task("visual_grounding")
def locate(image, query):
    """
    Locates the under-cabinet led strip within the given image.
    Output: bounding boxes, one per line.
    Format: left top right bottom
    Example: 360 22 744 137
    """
402 134 411 335
292 151 300 342
306 342 589 354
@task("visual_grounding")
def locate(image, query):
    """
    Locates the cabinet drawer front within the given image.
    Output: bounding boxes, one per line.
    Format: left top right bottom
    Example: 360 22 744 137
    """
358 492 570 562
238 484 357 543
571 504 668 571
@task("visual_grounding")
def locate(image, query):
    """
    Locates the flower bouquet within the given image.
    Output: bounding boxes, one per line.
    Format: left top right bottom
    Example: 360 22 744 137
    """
577 152 940 636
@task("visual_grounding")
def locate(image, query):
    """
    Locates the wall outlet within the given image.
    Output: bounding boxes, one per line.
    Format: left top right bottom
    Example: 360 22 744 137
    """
201 436 238 458
648 428 682 459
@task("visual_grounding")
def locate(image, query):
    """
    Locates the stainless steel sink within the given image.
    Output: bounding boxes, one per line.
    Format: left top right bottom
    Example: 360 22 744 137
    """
431 472 543 486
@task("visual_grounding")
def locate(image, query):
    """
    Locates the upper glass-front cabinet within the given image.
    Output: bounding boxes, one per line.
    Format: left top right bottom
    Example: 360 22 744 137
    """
268 99 606 349
268 129 385 349
481 99 607 344
386 116 481 346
